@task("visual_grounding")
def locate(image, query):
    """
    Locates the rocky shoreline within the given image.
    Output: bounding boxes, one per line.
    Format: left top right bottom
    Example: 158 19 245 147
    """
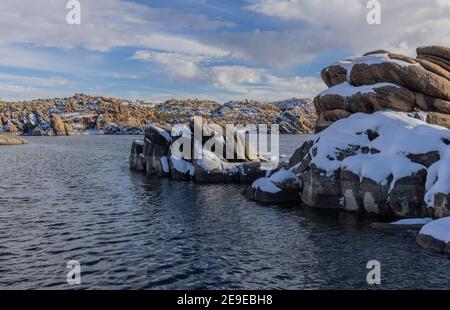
0 134 28 145
0 95 317 137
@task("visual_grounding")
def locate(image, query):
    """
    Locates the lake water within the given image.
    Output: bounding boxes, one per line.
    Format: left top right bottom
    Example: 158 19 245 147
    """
0 135 449 289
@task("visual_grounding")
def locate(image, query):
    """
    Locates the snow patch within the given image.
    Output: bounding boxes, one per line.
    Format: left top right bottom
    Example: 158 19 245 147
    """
309 111 450 199
170 156 195 176
252 178 282 194
391 218 433 225
319 82 400 98
425 146 450 207
420 217 450 243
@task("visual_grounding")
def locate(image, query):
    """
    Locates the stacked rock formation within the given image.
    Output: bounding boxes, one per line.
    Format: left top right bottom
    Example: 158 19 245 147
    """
130 121 270 184
315 45 450 132
247 111 450 220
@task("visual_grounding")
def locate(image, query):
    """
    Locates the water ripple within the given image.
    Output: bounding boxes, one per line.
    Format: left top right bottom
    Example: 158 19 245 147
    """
0 135 449 290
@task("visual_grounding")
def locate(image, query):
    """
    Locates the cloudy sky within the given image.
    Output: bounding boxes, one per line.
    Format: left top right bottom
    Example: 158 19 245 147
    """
0 0 449 102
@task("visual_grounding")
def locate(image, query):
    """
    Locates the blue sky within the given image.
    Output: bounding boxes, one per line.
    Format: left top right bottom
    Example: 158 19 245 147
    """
0 0 449 102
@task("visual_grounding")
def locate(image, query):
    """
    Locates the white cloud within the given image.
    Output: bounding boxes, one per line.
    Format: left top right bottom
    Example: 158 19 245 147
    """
130 51 207 80
209 66 263 91
0 73 70 87
0 0 229 56
235 0 450 67
129 49 325 100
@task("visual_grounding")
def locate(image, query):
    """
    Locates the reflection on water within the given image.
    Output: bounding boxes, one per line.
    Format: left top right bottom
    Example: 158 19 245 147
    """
0 135 449 289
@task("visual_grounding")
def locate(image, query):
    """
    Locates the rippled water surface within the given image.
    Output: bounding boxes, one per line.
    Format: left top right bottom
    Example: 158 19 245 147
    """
0 135 449 290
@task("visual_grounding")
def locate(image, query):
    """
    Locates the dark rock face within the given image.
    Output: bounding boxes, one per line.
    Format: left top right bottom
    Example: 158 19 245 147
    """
432 193 450 218
129 140 145 172
407 151 440 168
387 170 428 218
416 234 450 254
245 186 299 204
321 63 349 87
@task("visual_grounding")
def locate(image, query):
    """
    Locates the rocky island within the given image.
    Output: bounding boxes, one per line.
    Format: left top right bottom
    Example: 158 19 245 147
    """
130 45 450 255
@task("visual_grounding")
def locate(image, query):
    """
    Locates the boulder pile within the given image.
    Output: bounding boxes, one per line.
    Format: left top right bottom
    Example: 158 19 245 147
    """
315 45 450 132
247 111 450 219
130 121 271 184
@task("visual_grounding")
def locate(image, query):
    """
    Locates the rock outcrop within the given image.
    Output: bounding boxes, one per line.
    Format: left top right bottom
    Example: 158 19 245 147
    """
0 134 28 145
416 217 450 254
130 121 270 184
315 45 450 131
0 94 317 136
244 169 302 203
247 111 450 219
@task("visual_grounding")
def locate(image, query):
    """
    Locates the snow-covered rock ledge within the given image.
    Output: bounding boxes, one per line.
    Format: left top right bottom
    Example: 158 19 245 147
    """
247 111 450 218
416 217 450 254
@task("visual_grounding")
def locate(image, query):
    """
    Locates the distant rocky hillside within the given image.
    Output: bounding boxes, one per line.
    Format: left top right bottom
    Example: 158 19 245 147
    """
0 94 317 136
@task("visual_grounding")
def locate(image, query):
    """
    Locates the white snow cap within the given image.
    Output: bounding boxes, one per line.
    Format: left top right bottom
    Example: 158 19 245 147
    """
319 82 400 98
309 111 450 197
420 217 450 243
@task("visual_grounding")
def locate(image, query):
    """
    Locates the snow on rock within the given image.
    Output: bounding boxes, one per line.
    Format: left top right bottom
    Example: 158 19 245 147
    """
417 217 450 254
424 146 450 209
318 82 400 98
391 218 433 225
246 169 301 203
342 154 425 191
160 156 170 174
315 46 450 132
252 178 282 194
420 217 450 243
170 156 195 176
347 53 417 79
311 111 450 176
290 111 450 217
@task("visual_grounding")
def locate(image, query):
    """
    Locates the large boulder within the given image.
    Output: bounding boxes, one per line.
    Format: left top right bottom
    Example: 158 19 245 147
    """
315 46 450 132
51 114 67 136
315 83 417 115
289 111 450 218
129 140 145 172
131 122 269 185
320 60 351 87
301 166 342 208
0 134 28 145
416 217 450 254
169 156 195 181
143 125 172 178
245 169 301 204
